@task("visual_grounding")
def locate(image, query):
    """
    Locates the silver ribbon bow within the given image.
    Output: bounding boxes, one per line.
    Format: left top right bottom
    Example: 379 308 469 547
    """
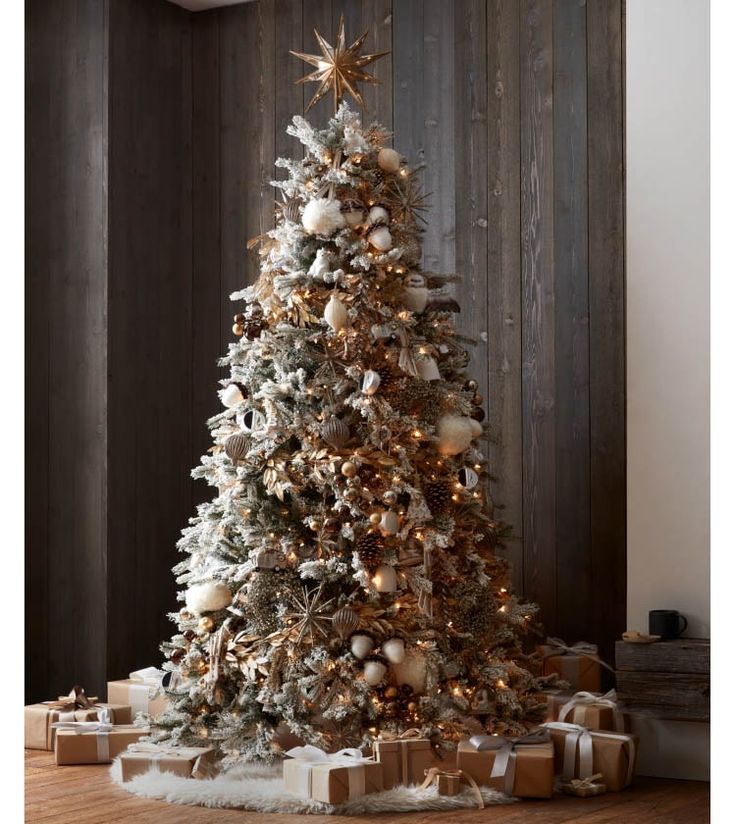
541 638 614 672
468 730 551 796
541 722 635 786
558 690 626 732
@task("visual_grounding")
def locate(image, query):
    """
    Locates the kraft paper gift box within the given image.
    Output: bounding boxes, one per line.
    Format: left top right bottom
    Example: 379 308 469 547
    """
371 731 434 787
538 689 577 723
456 731 555 799
55 723 148 765
542 722 637 792
283 746 383 804
107 667 171 719
556 690 628 732
420 767 485 808
25 686 132 750
536 638 608 692
119 742 217 781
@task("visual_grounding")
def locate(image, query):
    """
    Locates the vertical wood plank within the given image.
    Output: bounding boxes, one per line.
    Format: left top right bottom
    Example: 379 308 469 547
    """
258 0 276 236
219 0 262 343
191 11 223 503
587 0 626 668
359 0 393 128
301 0 334 124
553 0 591 641
486 0 523 592
107 0 193 680
453 0 489 470
420 0 455 275
520 0 556 624
273 0 304 163
25 0 109 701
392 0 424 166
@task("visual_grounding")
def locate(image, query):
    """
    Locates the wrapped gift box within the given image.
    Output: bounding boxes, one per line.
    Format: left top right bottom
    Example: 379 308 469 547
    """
557 690 628 732
119 742 217 781
420 767 484 808
371 731 434 787
108 667 171 719
55 725 148 765
537 689 577 723
537 639 604 692
25 687 132 750
542 722 637 792
283 746 383 804
456 732 555 799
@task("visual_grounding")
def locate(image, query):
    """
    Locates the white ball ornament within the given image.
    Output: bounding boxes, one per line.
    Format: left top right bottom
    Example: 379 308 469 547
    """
361 370 382 395
379 509 400 535
368 225 392 252
363 659 388 686
220 383 245 408
382 637 406 664
368 206 390 225
302 198 346 236
437 414 480 456
373 563 398 593
416 356 441 382
185 581 232 615
324 294 349 332
390 648 427 693
350 633 374 660
377 147 402 174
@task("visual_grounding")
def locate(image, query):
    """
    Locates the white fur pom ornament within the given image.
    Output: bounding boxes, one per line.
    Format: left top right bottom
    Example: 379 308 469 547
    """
377 147 401 173
437 414 483 456
185 581 232 615
302 198 346 236
324 294 349 332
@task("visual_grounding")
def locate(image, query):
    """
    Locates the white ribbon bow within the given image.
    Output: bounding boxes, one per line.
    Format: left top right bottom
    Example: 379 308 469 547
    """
51 708 113 762
129 667 165 686
558 690 626 732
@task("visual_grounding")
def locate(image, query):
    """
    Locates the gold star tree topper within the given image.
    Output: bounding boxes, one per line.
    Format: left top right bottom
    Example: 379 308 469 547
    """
291 15 389 113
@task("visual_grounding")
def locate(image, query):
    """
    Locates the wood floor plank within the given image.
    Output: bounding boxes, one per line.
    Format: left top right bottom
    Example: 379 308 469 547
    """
25 749 709 824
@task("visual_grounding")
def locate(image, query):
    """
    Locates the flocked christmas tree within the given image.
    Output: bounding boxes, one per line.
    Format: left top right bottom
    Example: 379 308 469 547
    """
151 19 545 765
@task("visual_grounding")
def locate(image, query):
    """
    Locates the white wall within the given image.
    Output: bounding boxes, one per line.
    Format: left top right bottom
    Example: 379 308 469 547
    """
626 0 709 780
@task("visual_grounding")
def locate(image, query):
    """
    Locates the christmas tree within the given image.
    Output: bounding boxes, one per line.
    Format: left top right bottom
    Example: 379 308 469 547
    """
151 18 544 766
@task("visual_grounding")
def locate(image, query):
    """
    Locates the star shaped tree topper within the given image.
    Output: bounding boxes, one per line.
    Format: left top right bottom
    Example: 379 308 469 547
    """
291 15 390 113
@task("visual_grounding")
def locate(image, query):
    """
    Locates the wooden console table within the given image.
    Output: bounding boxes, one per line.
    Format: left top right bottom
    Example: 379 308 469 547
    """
615 638 710 722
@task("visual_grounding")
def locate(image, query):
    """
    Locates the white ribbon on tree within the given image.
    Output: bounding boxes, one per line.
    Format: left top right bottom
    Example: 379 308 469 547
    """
558 690 626 732
51 708 113 762
285 745 374 800
541 721 636 786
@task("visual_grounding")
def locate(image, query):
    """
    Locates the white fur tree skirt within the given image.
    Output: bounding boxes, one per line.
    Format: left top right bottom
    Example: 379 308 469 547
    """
109 759 514 815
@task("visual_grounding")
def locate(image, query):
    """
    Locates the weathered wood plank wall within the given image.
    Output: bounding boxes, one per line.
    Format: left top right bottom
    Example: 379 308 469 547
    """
26 0 625 701
190 0 626 666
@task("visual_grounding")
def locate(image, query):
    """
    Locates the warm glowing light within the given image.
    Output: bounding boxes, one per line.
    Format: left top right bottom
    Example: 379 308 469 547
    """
496 679 507 689
412 430 422 438
500 588 507 593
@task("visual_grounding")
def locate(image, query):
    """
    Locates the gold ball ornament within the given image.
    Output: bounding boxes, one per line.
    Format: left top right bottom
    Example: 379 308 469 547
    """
232 323 244 336
341 461 358 478
378 147 402 174
198 616 214 633
382 490 398 506
308 519 321 532
369 512 382 526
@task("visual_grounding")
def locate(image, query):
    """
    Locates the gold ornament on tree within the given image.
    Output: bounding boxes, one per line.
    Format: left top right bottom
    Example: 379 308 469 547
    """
284 584 336 644
291 15 389 113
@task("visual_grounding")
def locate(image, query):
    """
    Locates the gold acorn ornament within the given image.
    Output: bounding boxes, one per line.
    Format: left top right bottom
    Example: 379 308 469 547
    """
322 416 350 448
332 605 360 639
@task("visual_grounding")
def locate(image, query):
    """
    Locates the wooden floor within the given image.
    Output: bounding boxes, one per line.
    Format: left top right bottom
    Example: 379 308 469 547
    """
26 750 709 823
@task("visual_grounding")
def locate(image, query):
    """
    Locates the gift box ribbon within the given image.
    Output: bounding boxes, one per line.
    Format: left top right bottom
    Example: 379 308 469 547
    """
539 638 614 673
373 728 427 785
126 742 214 779
125 668 165 715
570 772 604 790
468 729 551 796
43 685 100 718
541 721 636 786
420 767 484 809
51 708 113 762
286 745 375 800
558 690 626 731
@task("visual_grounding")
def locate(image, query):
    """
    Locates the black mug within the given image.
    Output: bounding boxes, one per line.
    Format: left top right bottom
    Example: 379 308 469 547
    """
649 609 688 640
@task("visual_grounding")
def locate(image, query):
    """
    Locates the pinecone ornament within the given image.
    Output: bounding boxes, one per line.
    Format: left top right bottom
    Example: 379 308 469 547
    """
424 481 451 517
355 531 382 572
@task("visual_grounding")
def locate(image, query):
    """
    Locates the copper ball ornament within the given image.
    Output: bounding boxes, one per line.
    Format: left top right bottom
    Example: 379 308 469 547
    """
224 433 249 462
